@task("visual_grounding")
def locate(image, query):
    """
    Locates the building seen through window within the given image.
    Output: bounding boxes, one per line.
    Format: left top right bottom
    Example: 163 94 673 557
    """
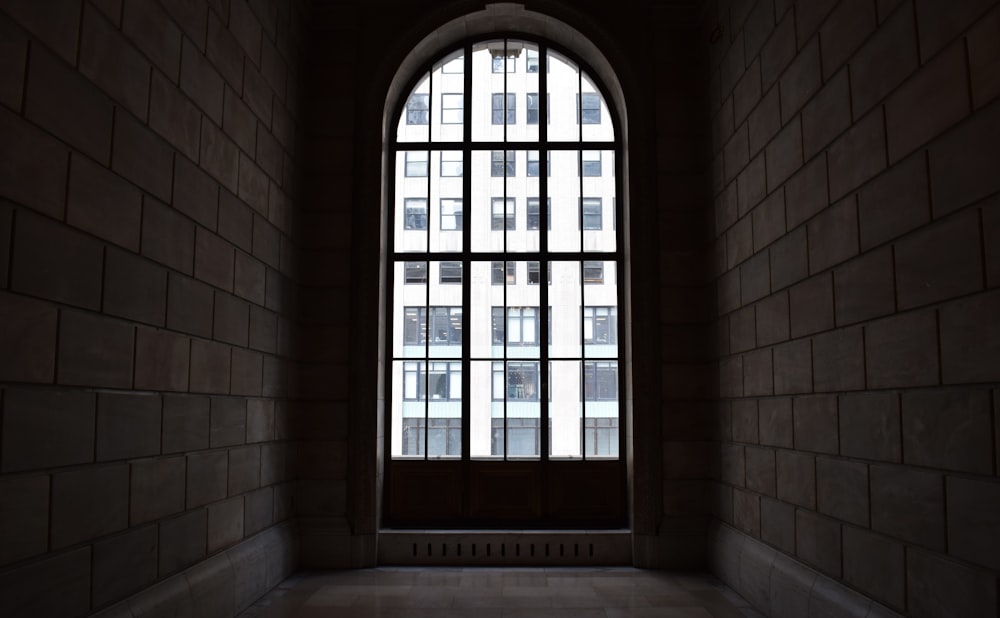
391 39 620 461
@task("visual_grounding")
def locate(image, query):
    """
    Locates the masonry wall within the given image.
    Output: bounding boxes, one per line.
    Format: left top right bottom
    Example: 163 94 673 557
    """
705 0 1000 615
0 0 308 614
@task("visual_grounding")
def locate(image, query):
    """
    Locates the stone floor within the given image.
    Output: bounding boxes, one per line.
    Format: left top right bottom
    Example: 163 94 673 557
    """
239 567 763 618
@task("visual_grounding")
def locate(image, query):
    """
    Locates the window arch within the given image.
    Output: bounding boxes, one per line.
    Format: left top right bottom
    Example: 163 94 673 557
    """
384 32 626 526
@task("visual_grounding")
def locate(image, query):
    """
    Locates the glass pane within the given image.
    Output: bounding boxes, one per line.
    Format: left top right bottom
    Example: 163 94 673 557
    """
507 42 539 143
432 51 464 142
394 151 427 253
549 360 581 459
471 150 508 253
584 260 618 359
581 72 614 141
469 261 507 359
548 150 580 252
583 360 618 458
428 362 462 459
392 360 425 458
549 261 581 358
397 73 430 142
472 40 506 142
582 149 616 252
547 50 579 142
469 360 496 458
506 261 540 359
428 261 463 359
392 261 427 358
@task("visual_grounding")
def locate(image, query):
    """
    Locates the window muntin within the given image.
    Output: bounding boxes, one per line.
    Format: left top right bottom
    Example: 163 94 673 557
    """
391 39 621 462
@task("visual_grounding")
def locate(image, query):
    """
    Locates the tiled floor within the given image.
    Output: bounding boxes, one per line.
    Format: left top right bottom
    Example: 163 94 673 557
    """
239 567 763 618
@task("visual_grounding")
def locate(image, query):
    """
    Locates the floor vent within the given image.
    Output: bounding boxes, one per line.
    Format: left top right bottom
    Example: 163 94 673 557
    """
378 530 631 565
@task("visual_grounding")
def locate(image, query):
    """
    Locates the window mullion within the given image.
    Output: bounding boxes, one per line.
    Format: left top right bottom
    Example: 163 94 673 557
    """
461 43 473 465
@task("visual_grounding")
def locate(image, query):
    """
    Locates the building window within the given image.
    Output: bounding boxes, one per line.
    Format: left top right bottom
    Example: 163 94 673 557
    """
402 417 462 457
492 261 515 285
581 198 602 230
441 93 463 124
492 93 516 124
583 361 618 400
439 261 462 284
583 306 617 345
406 93 429 124
404 262 427 284
527 151 550 177
491 150 516 177
403 307 464 345
404 198 427 230
491 197 515 231
583 260 604 284
581 150 601 176
527 93 539 124
526 49 539 73
493 361 540 401
440 198 463 231
492 307 538 346
579 92 601 124
492 53 516 73
583 417 618 457
440 151 462 177
492 418 540 457
405 151 428 177
526 261 550 285
526 198 551 230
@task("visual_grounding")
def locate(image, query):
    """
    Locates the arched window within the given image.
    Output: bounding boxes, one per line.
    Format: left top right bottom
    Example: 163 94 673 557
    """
386 36 624 526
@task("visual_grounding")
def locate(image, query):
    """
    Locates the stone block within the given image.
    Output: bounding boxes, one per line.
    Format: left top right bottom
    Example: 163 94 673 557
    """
67 153 142 251
104 247 168 326
755 291 789 347
135 327 190 392
223 86 256 156
769 553 816 617
214 292 250 346
765 116 802 192
843 526 905 611
0 291 57 383
201 120 240 194
233 251 267 305
828 108 887 201
180 36 223 123
803 70 851 161
174 154 220 231
167 273 215 338
793 395 839 454
97 392 161 461
730 304 756 352
780 37 821 124
159 0 208 49
51 464 129 548
758 397 793 447
839 392 901 462
850 5 919 116
902 388 993 474
211 397 246 447
820 0 877 79
733 489 761 537
231 348 263 396
751 188 784 252
770 227 808 290
776 450 815 508
812 326 865 392
246 399 275 443
249 305 278 353
743 348 774 396
190 339 232 394
947 475 1000 570
229 0 262 63
870 464 945 549
58 310 134 389
789 274 834 338
0 108 68 218
79 3 150 120
743 0 775 62
987 198 1000 287
727 214 753 269
858 152 930 250
731 399 758 444
253 215 281 270
130 456 185 525
887 42 970 164
187 450 228 507
745 446 776 497
940 290 1000 383
149 70 200 161
92 525 157 607
207 13 245 91
794 0 838 45
256 125 283 182
12 211 104 311
142 198 195 275
740 251 770 304
159 509 207 576
112 110 173 203
795 509 841 577
761 11 796 89
721 443 746 487
907 548 998 618
196 227 235 291
1 389 95 472
219 190 254 253
123 0 183 81
865 310 939 388
760 496 794 553
748 87 780 156
243 62 273 127
25 46 113 163
928 97 1000 216
785 154 828 231
239 153 269 216
0 474 49 566
834 247 895 325
1 0 81 64
898 212 983 310
0 547 91 618
968 5 1000 109
808 196 859 274
817 457 869 526
229 445 261 496
207 496 244 553
245 487 274 535
162 394 210 453
914 0 996 61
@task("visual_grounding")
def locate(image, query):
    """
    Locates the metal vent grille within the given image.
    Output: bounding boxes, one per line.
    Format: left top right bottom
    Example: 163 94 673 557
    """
377 530 631 566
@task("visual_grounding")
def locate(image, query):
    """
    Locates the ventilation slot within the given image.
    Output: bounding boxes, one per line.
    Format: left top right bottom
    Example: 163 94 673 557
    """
378 531 630 565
